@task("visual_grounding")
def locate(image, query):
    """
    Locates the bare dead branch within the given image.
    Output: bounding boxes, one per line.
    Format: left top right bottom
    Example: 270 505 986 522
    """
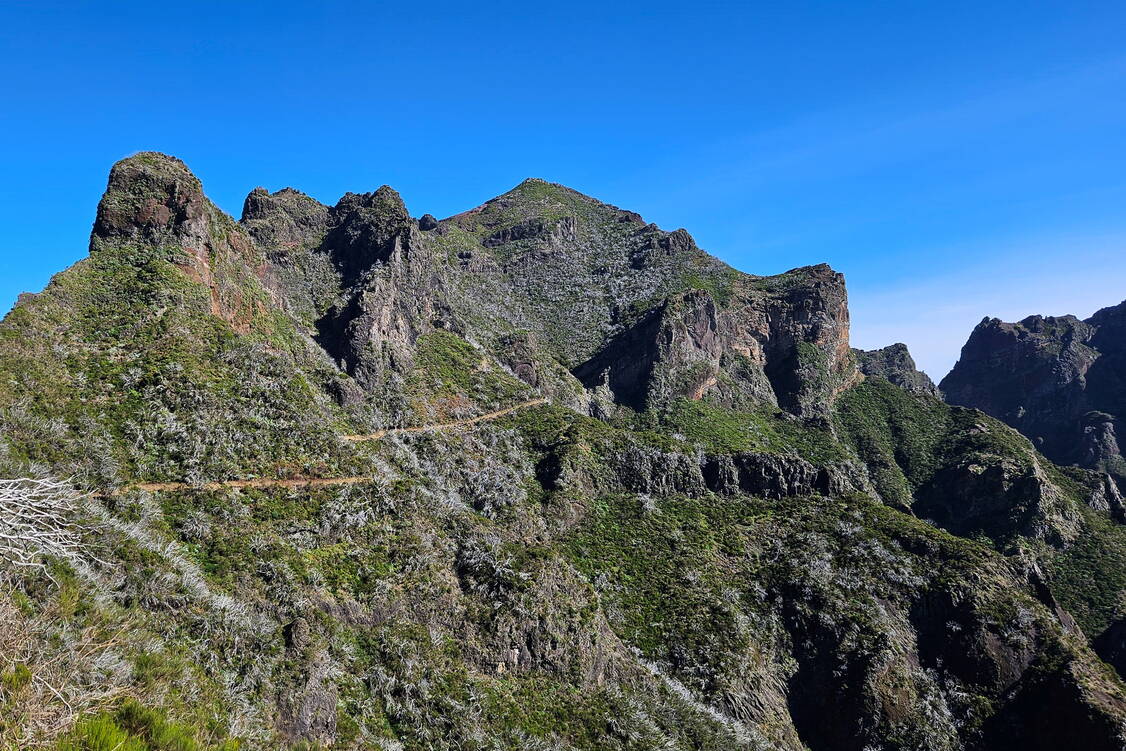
0 477 88 573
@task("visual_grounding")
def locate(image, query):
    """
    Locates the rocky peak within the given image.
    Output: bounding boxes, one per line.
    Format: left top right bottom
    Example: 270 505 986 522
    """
4 154 1126 750
87 157 861 423
86 153 265 331
855 343 940 397
323 186 414 279
758 263 857 417
941 300 1126 481
333 186 410 220
92 151 210 251
241 186 331 254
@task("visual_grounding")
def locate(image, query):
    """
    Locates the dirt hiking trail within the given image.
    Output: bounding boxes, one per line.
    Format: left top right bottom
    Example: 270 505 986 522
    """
114 398 548 495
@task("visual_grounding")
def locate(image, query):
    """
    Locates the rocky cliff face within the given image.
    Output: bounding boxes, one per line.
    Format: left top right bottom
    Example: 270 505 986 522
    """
940 305 1126 685
941 305 1126 481
855 343 941 397
0 153 1124 751
244 175 857 423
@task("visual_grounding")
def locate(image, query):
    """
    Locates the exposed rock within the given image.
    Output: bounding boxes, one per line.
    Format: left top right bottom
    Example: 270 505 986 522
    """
241 186 330 252
240 173 858 422
701 452 867 499
611 443 709 497
4 154 1124 750
247 184 452 390
758 264 858 417
325 187 414 279
941 304 1126 481
854 343 941 397
483 216 554 247
283 616 312 652
277 651 338 746
1086 472 1126 521
915 454 1081 546
573 289 727 412
92 151 211 250
90 151 264 332
572 266 856 418
418 213 439 231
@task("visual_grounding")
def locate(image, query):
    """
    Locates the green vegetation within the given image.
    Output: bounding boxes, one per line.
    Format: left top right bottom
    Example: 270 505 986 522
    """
567 491 759 658
833 378 951 505
679 265 740 307
1 154 1123 750
660 398 844 462
410 330 531 413
53 699 238 751
1051 508 1126 637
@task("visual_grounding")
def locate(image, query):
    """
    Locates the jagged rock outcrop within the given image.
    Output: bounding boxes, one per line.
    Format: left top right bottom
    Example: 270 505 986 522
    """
573 289 736 414
594 442 869 500
757 263 857 416
701 452 867 498
914 453 1081 546
572 264 857 418
241 184 453 393
244 174 857 422
314 189 452 387
93 153 215 252
92 152 267 331
855 342 940 396
941 304 1126 480
1087 471 1126 520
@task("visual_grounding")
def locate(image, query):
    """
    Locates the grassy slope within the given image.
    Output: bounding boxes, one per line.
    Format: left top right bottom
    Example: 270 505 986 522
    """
836 377 1126 650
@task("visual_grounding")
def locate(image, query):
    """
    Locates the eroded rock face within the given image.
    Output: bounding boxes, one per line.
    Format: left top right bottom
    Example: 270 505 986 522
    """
855 343 940 397
915 454 1081 546
313 191 448 388
572 265 857 417
93 152 212 251
941 305 1126 481
241 183 452 390
91 152 265 331
758 264 857 417
242 174 858 421
573 289 732 412
701 452 867 499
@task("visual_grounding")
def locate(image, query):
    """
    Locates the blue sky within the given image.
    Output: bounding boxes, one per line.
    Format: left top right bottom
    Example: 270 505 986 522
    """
3 1 1125 378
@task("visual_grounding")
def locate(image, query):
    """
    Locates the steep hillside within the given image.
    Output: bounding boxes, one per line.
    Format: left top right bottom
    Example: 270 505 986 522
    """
0 154 1123 751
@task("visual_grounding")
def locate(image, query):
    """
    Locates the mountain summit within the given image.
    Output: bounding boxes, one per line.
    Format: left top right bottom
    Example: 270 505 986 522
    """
942 302 1126 480
0 154 1124 750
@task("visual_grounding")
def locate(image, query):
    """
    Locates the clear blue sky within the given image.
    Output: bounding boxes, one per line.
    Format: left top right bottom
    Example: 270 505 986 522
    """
3 1 1125 378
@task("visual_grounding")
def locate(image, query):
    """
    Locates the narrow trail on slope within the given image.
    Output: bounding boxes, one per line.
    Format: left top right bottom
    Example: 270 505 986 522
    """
342 397 548 442
113 397 549 495
126 477 373 494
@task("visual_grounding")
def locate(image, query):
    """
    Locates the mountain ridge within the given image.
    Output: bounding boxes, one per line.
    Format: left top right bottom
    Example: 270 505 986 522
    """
0 152 1124 751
